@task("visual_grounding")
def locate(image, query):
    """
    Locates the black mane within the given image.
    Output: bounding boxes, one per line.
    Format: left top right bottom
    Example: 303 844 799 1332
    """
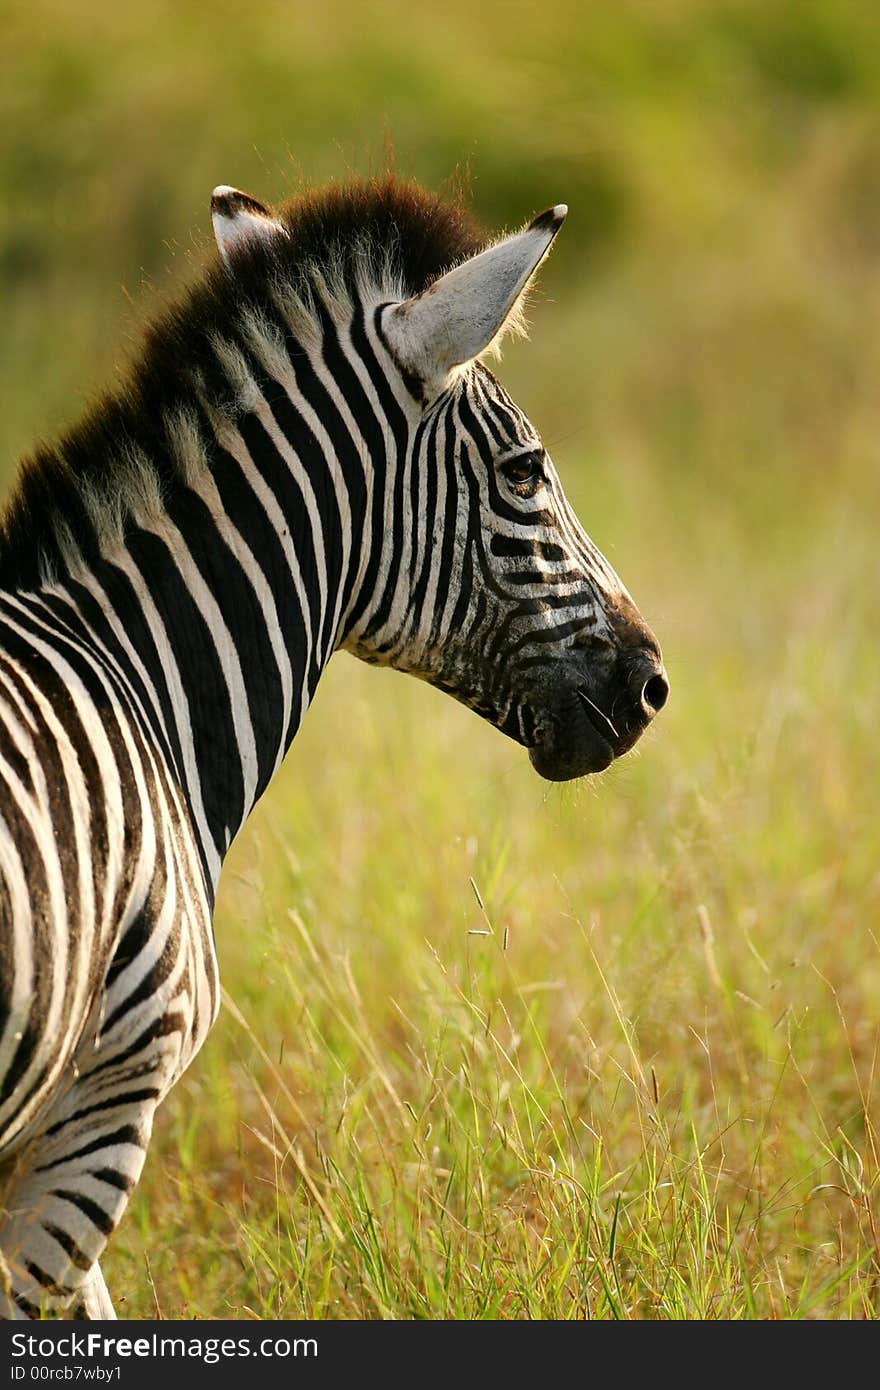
0 175 488 590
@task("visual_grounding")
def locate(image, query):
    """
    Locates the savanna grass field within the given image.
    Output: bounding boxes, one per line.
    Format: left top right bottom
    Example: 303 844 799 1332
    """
2 0 879 1320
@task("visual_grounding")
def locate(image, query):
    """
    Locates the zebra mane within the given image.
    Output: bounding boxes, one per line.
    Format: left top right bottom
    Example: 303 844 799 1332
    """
0 175 489 590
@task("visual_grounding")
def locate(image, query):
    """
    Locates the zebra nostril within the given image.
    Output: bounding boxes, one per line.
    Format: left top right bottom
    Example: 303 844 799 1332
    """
642 672 669 714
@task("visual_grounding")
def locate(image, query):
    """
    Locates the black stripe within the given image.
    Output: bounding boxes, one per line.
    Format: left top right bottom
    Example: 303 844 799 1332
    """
93 1166 134 1192
198 416 309 747
56 566 211 895
125 527 242 859
82 1011 186 1080
408 410 441 631
24 1260 67 1297
52 1188 116 1236
35 1124 143 1172
427 404 462 650
490 535 566 563
163 483 283 800
236 411 323 694
44 1223 93 1271
57 571 185 789
237 327 346 663
0 632 81 1113
44 1087 161 1138
13 1291 42 1318
341 301 408 637
506 613 596 659
313 297 372 617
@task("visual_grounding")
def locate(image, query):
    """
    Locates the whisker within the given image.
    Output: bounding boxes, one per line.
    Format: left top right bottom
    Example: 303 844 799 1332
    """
576 687 620 741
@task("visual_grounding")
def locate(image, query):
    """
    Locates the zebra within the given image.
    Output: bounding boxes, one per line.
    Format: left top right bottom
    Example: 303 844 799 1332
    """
0 173 667 1319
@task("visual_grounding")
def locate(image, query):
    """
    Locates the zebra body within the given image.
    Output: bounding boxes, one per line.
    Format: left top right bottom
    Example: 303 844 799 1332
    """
0 175 666 1317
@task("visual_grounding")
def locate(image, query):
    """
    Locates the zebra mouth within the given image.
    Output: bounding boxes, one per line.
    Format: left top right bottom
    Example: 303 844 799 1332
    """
527 687 616 781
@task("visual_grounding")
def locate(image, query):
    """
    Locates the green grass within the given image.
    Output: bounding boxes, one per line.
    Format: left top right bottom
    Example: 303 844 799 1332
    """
2 0 879 1319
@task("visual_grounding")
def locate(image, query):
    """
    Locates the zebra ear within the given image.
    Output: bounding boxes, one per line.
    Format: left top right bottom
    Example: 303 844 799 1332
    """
211 186 288 272
382 205 567 397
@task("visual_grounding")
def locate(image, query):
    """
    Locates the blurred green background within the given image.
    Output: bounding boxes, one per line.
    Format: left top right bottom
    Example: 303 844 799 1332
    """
2 0 879 1318
4 0 880 581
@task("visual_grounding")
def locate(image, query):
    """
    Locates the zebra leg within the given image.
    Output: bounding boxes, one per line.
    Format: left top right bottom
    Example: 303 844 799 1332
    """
0 1109 152 1318
0 1040 179 1319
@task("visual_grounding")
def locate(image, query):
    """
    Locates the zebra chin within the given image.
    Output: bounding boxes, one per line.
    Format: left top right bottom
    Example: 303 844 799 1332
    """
527 725 615 781
492 685 618 780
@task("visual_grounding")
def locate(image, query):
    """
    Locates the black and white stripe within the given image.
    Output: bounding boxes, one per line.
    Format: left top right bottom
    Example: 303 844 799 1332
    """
0 174 666 1318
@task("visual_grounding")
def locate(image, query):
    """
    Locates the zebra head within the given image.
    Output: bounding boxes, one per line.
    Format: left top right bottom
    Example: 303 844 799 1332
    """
213 184 667 781
352 205 669 781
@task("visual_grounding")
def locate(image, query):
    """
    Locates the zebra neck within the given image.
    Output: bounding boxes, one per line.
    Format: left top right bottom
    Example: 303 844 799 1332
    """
43 409 376 895
125 423 374 887
4 289 414 889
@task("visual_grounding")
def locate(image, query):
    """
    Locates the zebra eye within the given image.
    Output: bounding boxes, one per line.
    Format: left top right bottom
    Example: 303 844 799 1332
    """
500 452 543 489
